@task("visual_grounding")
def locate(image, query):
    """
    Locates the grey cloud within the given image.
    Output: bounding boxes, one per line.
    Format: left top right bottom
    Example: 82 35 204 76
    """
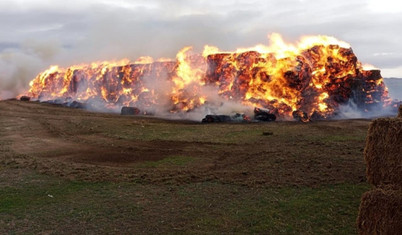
1 0 402 99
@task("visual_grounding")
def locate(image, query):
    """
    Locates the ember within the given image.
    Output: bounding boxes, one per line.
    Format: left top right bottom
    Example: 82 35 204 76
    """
23 33 396 121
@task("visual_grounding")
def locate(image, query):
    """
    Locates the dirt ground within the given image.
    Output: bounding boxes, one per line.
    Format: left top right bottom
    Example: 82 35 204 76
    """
0 100 368 186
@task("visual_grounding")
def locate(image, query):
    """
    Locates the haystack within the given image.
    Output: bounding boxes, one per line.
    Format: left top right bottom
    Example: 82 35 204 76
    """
364 118 402 187
357 188 402 234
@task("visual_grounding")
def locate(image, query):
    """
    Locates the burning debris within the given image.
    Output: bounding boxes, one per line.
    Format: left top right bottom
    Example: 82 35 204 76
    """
22 33 398 121
254 107 276 122
292 110 310 123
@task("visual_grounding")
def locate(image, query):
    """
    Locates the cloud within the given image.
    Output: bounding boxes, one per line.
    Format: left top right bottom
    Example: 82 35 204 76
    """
1 0 402 99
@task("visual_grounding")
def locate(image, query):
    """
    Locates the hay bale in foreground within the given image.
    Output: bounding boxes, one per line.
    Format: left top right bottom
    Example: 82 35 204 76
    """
364 118 402 187
357 188 402 235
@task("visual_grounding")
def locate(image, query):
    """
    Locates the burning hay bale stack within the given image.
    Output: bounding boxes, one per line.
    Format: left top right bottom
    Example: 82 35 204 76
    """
204 46 393 121
22 34 397 121
357 105 402 234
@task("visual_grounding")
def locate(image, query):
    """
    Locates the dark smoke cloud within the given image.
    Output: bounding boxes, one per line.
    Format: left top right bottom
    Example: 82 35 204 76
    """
1 0 402 99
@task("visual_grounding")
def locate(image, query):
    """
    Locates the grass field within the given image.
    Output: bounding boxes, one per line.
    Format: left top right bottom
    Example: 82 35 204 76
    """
0 100 372 234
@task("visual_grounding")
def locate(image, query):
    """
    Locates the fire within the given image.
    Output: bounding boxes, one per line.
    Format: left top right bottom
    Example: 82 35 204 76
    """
24 33 393 120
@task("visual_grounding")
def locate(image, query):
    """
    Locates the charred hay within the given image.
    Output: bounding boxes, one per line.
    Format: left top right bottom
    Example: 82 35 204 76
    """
357 188 402 235
364 117 402 187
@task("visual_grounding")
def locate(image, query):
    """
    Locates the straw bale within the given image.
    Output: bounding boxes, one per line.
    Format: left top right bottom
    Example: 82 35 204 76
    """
357 188 402 235
364 118 402 187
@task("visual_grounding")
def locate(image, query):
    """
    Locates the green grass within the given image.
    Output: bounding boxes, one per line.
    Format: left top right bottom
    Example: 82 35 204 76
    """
95 120 278 144
32 113 368 146
226 184 369 234
0 102 372 234
95 119 367 146
0 169 370 234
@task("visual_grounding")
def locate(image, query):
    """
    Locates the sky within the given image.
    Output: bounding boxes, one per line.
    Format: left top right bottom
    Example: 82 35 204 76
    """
0 0 402 98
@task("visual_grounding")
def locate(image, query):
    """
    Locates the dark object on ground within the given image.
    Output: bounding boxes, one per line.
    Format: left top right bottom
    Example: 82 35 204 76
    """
121 107 141 115
41 99 64 106
68 101 86 109
357 188 402 234
20 96 30 101
262 131 273 136
202 115 232 123
364 118 402 187
40 99 86 109
292 110 310 122
202 113 249 123
254 107 276 122
232 113 249 122
399 104 402 118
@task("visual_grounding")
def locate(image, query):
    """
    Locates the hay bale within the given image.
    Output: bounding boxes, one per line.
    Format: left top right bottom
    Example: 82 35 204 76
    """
357 188 402 234
364 118 402 187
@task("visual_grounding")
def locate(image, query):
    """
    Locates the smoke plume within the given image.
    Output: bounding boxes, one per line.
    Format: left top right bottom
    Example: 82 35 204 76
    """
0 40 60 99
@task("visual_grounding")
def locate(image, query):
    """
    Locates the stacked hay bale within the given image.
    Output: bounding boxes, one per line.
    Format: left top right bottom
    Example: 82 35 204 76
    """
357 105 402 234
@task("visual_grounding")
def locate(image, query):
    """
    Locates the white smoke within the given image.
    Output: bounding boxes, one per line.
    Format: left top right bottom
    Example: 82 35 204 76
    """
82 70 254 120
167 85 254 121
335 101 398 119
384 78 402 101
0 40 61 100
